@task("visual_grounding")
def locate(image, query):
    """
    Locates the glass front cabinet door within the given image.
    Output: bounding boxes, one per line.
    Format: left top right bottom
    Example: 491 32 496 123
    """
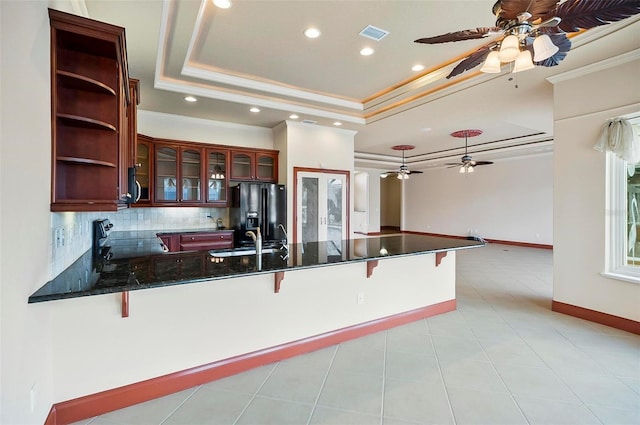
206 148 228 205
155 145 203 204
155 146 178 202
230 150 277 182
256 152 277 181
181 148 202 202
135 136 153 203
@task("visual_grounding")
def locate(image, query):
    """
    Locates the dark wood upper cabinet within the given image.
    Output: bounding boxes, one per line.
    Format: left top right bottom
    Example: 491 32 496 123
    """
49 9 132 212
136 135 278 207
230 149 278 182
154 144 204 205
135 134 153 204
206 148 230 205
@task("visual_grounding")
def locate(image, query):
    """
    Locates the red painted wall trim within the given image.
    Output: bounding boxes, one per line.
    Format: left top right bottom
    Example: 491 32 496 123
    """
403 231 553 250
552 300 640 335
47 299 456 425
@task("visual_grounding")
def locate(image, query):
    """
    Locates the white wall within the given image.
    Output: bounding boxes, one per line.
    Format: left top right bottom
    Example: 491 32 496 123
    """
354 167 381 234
403 154 553 244
551 56 640 322
138 110 273 149
273 121 357 236
1 2 56 423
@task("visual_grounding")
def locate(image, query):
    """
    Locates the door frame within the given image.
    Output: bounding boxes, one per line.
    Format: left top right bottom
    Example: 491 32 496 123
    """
293 167 350 245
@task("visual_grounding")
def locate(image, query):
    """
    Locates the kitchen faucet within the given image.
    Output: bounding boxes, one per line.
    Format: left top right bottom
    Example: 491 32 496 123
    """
245 227 262 256
278 224 288 247
278 223 289 260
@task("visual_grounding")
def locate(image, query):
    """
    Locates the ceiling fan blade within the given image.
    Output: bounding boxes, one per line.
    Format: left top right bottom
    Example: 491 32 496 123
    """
414 27 501 44
446 44 493 79
407 170 423 174
474 161 494 166
551 0 640 33
497 0 560 21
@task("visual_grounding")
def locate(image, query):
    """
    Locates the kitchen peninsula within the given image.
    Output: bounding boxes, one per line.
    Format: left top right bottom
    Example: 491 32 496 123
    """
29 233 483 303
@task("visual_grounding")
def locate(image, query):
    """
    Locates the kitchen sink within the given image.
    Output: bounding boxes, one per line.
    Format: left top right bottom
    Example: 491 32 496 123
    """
209 247 279 257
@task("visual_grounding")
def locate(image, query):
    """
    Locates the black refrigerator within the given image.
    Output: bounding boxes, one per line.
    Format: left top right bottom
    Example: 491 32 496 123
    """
230 183 287 247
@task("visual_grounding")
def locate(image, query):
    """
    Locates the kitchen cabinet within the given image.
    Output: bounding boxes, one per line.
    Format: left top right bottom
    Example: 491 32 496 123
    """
135 135 153 204
206 148 229 205
126 79 140 169
49 9 132 212
135 135 278 206
154 144 203 204
158 234 178 252
157 231 233 252
179 231 234 251
230 150 278 182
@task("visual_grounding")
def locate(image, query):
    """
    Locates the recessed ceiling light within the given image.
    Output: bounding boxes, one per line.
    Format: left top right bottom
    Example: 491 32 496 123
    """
184 96 197 103
360 47 374 56
304 28 321 39
412 64 425 72
289 114 299 119
249 107 260 113
333 121 342 126
212 0 232 9
421 127 432 132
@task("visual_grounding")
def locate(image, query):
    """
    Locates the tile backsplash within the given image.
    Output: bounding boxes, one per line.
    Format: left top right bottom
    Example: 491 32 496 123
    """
50 207 229 277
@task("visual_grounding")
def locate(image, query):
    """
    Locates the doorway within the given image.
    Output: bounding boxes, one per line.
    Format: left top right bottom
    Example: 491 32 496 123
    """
380 176 401 231
294 167 350 254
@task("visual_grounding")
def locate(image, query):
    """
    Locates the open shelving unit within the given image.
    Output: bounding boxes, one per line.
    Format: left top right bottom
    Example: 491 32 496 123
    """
49 9 130 211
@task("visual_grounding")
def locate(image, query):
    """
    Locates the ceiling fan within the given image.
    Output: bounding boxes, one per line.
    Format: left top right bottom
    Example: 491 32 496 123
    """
415 0 640 79
446 130 494 173
380 145 424 180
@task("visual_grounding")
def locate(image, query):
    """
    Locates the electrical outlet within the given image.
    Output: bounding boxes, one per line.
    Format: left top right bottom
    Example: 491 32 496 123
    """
55 228 64 248
357 292 364 305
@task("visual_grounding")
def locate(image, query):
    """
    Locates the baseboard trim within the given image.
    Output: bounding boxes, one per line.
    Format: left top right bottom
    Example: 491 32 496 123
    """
46 299 456 425
552 300 640 335
402 231 553 250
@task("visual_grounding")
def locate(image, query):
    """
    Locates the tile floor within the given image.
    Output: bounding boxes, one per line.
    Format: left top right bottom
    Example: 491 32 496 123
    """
72 244 640 425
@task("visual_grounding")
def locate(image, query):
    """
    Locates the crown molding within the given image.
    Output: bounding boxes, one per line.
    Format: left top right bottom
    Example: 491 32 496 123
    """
154 78 366 124
546 49 640 85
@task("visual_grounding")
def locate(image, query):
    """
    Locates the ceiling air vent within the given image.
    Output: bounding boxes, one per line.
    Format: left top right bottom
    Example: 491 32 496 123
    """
359 25 389 41
301 119 317 125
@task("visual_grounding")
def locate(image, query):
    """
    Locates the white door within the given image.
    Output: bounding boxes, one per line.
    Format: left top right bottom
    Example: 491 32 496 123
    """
296 171 348 253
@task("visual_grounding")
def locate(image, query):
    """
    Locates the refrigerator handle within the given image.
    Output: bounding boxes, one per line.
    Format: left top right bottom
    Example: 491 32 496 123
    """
262 187 269 238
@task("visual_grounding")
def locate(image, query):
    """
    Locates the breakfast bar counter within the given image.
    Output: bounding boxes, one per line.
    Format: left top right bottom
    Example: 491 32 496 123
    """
29 233 484 303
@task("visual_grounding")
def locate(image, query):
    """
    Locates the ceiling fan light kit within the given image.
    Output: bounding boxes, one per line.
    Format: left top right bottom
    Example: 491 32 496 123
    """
513 49 535 73
533 33 559 61
415 0 640 79
447 129 494 173
380 145 423 179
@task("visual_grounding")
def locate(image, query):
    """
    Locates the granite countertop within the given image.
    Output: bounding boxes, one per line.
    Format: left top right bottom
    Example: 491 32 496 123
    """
29 233 484 303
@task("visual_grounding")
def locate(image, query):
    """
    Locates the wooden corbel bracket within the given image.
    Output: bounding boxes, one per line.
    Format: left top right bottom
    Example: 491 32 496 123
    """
274 271 285 293
366 260 379 278
435 251 447 267
121 291 129 318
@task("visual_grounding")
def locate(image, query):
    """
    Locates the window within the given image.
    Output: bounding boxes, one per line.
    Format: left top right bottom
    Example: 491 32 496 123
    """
605 119 640 282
